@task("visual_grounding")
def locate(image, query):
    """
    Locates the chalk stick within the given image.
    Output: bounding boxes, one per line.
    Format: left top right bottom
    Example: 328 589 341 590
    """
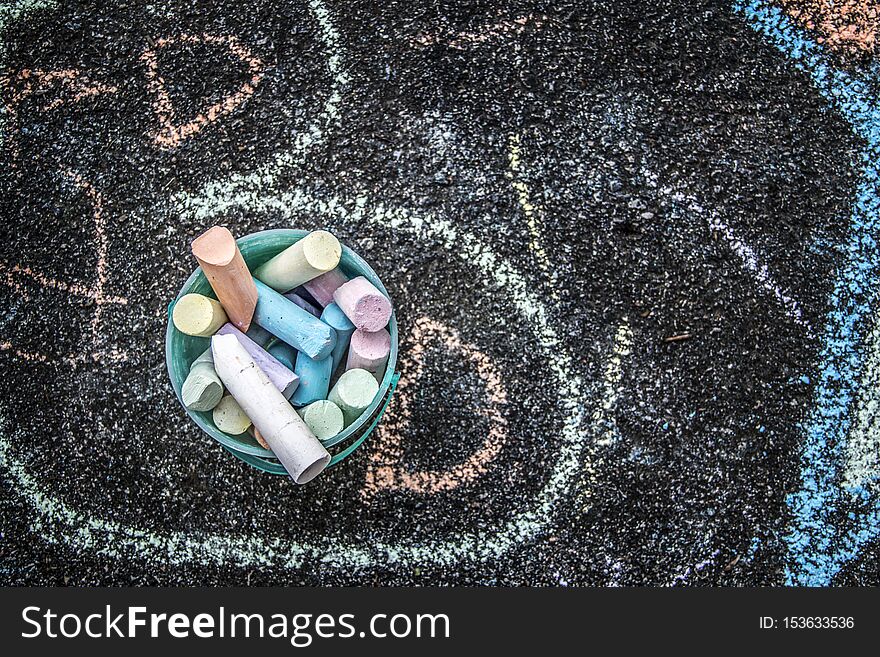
245 323 274 348
303 267 348 307
266 340 296 371
253 230 341 292
346 328 391 382
212 333 331 484
283 291 321 318
328 368 379 427
181 356 224 412
212 394 252 435
249 425 270 450
321 302 356 373
291 351 333 407
216 323 299 399
298 400 345 442
172 293 227 337
191 226 258 332
333 276 392 332
253 279 336 360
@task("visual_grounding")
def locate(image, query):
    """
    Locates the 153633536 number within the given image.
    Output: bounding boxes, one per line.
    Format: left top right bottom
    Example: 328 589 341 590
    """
783 617 854 630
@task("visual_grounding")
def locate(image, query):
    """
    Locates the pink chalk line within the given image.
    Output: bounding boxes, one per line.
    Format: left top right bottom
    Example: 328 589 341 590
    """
140 34 265 149
363 316 508 497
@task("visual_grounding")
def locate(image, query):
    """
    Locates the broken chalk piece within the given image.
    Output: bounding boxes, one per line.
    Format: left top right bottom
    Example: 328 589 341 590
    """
253 230 341 292
283 291 321 318
321 302 355 373
328 368 379 427
172 293 227 337
191 226 258 332
266 340 296 371
181 349 224 412
291 351 333 407
333 276 392 332
216 323 299 399
253 279 336 360
299 399 345 442
212 394 252 435
346 327 391 382
212 333 331 484
303 267 348 307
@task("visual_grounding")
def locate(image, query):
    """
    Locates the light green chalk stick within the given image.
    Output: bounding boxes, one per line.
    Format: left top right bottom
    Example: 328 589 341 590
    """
328 368 379 427
298 400 345 442
212 394 252 435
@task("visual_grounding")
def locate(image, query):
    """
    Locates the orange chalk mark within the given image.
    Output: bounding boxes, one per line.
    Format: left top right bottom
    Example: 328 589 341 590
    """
363 317 508 497
778 1 880 55
140 34 265 149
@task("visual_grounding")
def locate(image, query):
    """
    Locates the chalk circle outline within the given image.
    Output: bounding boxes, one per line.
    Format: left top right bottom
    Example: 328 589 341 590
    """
0 186 598 570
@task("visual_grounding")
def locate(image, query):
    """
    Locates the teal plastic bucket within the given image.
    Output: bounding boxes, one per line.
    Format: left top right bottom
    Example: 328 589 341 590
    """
165 229 399 474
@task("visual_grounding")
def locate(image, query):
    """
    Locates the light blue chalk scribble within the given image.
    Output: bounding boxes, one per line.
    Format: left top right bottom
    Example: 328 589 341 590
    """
735 0 880 585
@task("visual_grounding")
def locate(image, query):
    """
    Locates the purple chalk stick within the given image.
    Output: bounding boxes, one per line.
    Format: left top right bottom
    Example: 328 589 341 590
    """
283 291 321 318
216 323 299 399
303 267 348 307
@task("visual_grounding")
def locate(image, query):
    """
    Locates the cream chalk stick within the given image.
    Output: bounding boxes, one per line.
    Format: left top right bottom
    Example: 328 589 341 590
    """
181 359 224 411
346 327 391 382
328 368 379 427
212 334 331 484
212 394 252 435
333 276 392 332
303 267 348 307
172 293 227 337
253 230 341 292
298 399 345 442
216 323 299 399
191 226 258 332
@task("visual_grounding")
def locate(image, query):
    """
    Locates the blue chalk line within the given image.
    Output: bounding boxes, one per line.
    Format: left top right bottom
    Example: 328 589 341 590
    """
735 0 880 585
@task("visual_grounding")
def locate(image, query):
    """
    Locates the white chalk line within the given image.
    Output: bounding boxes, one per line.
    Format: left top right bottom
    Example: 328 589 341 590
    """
173 0 350 212
506 132 559 301
843 307 880 491
651 177 812 335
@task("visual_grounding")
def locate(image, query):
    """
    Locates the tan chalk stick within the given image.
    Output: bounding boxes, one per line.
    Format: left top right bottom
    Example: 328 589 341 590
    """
172 293 227 337
212 394 252 435
253 230 341 292
181 361 224 412
192 226 258 332
249 425 270 450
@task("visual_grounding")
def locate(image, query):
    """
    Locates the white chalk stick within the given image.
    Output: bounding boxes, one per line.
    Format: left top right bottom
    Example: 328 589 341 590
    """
333 276 392 332
172 293 228 337
299 400 345 442
212 333 331 484
212 394 252 435
328 368 379 427
346 327 391 382
191 226 258 332
303 267 348 307
253 230 341 292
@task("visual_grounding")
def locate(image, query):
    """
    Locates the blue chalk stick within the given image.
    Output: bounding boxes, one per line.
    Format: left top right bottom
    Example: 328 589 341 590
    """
291 351 333 407
321 302 355 373
253 279 336 360
267 340 297 371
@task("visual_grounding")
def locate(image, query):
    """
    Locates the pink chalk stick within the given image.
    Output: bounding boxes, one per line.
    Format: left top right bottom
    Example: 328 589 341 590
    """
346 328 391 381
283 291 321 317
216 323 299 399
303 267 348 307
333 276 392 332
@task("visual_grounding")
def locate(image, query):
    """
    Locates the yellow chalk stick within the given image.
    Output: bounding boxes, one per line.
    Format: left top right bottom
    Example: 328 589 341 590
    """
172 293 228 337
